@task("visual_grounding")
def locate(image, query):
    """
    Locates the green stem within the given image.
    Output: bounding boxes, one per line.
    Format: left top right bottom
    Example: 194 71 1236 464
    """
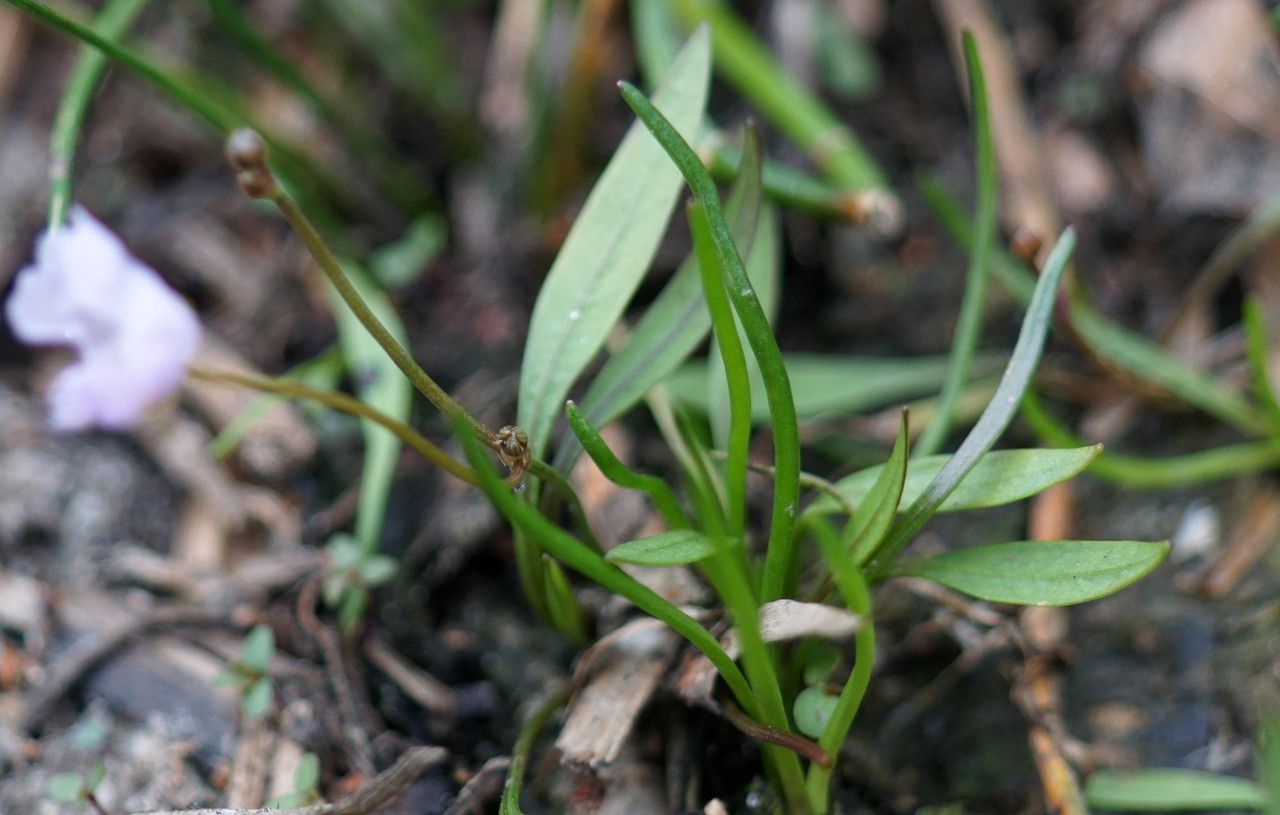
1243 298 1280 434
807 518 875 813
500 686 571 815
564 401 690 530
668 0 884 193
269 191 497 448
620 81 802 603
701 135 876 223
690 201 752 541
1020 390 1280 487
47 0 148 226
459 424 761 720
914 32 996 458
188 365 478 485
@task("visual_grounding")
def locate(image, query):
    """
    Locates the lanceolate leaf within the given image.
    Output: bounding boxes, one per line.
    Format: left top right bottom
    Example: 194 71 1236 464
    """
606 529 719 566
667 352 1005 421
1085 769 1267 811
865 228 1077 577
555 114 765 474
896 540 1169 606
809 446 1101 518
519 29 712 456
847 410 908 564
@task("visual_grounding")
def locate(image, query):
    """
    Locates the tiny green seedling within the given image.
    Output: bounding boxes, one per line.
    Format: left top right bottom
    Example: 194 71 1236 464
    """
323 533 398 631
214 624 276 719
48 762 106 813
265 752 324 809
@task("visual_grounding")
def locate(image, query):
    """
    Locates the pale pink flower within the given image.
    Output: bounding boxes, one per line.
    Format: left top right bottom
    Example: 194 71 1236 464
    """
5 206 201 431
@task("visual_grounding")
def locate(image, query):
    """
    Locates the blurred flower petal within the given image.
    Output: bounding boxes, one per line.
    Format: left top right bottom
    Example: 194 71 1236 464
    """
5 206 200 431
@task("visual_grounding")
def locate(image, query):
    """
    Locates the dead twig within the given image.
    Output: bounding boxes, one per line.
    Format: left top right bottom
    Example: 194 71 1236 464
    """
296 575 376 778
441 756 512 815
128 745 447 815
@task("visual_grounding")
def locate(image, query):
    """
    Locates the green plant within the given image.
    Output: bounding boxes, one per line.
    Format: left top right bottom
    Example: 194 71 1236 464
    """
265 753 324 809
1083 717 1280 812
214 624 276 719
48 762 107 813
323 533 399 631
6 3 1180 812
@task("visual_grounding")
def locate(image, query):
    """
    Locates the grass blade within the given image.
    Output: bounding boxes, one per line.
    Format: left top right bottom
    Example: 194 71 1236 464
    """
847 410 909 564
619 80 803 602
564 401 689 529
331 264 413 554
518 28 711 457
1085 769 1266 811
914 31 997 458
47 0 147 226
865 228 1077 577
810 446 1101 518
555 130 765 473
666 352 1005 421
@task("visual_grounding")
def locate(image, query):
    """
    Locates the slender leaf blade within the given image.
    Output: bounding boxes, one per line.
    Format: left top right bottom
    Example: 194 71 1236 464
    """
896 539 1169 606
556 115 766 474
811 446 1102 517
1085 769 1267 811
606 529 719 566
668 353 1004 420
330 263 411 553
848 410 909 563
866 228 1077 576
519 29 712 456
914 30 997 458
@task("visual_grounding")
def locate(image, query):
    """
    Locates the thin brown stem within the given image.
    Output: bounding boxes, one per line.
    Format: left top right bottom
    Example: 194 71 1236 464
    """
720 698 834 768
188 365 479 486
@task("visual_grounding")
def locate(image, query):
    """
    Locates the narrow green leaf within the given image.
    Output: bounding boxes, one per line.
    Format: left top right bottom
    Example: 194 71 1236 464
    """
1244 297 1280 433
666 353 1005 421
1071 305 1264 436
1260 717 1280 815
542 556 587 643
847 410 908 564
84 761 106 792
620 79 803 602
691 198 753 538
48 773 84 802
1020 390 1280 487
358 554 398 586
555 99 764 474
294 753 321 793
707 127 769 450
914 31 997 458
1085 769 1267 811
564 401 689 530
896 539 1169 606
47 0 147 226
866 228 1076 577
331 263 411 554
371 215 446 289
337 585 368 631
240 624 275 673
242 676 274 718
519 29 711 456
921 177 1265 437
605 530 719 566
811 446 1101 517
